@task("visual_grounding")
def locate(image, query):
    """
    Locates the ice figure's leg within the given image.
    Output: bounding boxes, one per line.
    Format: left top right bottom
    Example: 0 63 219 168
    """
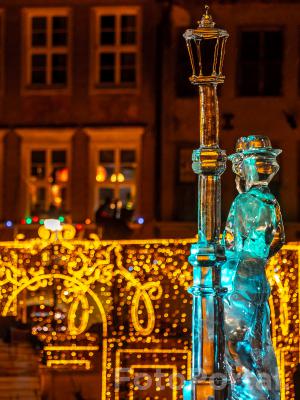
237 303 280 400
259 304 281 400
224 297 273 399
231 366 273 400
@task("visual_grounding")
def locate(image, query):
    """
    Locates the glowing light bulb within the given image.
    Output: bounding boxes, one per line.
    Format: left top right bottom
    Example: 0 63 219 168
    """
44 219 62 232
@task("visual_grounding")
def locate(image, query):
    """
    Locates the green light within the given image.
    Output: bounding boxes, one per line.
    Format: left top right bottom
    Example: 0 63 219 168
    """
39 219 44 225
58 216 65 222
26 217 32 225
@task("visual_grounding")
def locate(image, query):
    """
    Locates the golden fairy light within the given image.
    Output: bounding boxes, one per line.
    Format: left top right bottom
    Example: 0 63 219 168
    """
0 226 297 399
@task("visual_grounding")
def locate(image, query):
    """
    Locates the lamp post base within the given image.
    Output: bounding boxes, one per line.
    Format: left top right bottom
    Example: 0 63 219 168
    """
183 379 215 400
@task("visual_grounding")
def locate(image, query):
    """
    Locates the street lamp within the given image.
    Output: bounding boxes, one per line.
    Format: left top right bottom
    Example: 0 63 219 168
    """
183 6 229 400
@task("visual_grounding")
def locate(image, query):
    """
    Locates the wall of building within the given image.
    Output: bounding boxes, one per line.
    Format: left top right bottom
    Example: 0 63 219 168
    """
0 0 159 235
159 1 300 240
0 0 299 239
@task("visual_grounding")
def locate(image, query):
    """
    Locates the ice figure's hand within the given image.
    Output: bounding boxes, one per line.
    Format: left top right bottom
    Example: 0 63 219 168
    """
235 176 245 194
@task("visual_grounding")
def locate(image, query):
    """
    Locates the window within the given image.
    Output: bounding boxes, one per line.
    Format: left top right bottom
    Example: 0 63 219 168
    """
0 11 4 92
23 9 71 90
299 27 300 96
175 146 197 221
96 148 137 211
238 29 283 96
86 127 143 220
92 7 140 90
29 149 69 216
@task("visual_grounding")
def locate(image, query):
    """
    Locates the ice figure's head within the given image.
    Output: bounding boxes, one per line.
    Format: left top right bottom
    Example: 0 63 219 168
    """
229 135 281 190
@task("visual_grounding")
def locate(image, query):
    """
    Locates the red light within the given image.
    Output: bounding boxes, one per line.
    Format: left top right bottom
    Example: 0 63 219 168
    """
32 216 39 223
20 219 26 225
76 224 83 231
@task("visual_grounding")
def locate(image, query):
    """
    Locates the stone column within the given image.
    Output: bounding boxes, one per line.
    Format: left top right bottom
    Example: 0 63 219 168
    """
3 130 21 222
71 129 89 223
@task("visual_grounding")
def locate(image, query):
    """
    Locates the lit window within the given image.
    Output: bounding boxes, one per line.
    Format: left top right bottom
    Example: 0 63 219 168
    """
238 29 283 96
96 148 137 212
92 7 140 89
23 9 70 89
29 149 69 216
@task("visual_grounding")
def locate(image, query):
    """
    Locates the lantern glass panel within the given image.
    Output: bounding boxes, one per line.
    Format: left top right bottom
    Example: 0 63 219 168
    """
200 38 218 76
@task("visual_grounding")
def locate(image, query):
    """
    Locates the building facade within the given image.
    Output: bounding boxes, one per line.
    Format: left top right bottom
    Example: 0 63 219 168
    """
0 0 158 237
0 0 299 239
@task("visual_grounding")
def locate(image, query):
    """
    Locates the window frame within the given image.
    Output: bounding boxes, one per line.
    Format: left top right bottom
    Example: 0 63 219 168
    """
0 130 6 220
95 146 138 211
0 10 4 95
18 129 73 217
298 26 300 97
86 127 144 217
237 25 284 97
22 7 72 95
90 6 142 94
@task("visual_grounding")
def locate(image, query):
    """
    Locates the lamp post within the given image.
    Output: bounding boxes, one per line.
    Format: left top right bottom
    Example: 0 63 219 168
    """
183 6 229 400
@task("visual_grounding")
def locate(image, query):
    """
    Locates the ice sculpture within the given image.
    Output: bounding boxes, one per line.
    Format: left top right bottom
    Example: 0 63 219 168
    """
222 135 285 400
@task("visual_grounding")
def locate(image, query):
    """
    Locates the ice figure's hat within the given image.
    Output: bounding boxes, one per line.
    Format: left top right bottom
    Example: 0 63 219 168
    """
229 135 281 161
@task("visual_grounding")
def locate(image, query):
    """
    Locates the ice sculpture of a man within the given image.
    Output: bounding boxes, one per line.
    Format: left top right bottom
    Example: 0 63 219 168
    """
222 135 285 400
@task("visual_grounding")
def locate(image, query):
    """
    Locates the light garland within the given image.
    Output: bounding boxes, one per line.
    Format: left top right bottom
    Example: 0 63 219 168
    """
0 228 297 399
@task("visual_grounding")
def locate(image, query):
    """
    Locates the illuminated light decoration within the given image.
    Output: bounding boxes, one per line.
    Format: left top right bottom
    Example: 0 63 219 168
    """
39 219 44 225
129 365 177 400
44 346 99 351
56 167 69 183
44 345 99 371
53 197 62 207
51 184 60 196
47 360 91 369
126 201 134 210
117 173 125 183
115 349 192 400
137 217 144 225
15 233 25 241
20 219 26 225
96 165 107 183
38 223 76 242
75 224 83 231
58 216 65 223
110 173 117 183
0 230 297 399
85 218 91 225
25 217 32 225
44 219 62 232
110 173 125 183
5 221 13 228
68 293 91 335
51 184 62 207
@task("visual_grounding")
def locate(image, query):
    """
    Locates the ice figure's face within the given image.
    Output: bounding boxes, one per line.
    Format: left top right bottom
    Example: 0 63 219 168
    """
231 156 246 193
242 154 279 189
231 153 279 192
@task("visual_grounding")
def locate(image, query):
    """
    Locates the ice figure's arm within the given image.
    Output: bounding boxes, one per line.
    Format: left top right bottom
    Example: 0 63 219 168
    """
268 203 285 258
223 199 237 252
223 195 247 255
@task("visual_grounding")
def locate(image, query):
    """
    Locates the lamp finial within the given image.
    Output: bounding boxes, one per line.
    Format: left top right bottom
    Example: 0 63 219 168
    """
198 4 215 28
